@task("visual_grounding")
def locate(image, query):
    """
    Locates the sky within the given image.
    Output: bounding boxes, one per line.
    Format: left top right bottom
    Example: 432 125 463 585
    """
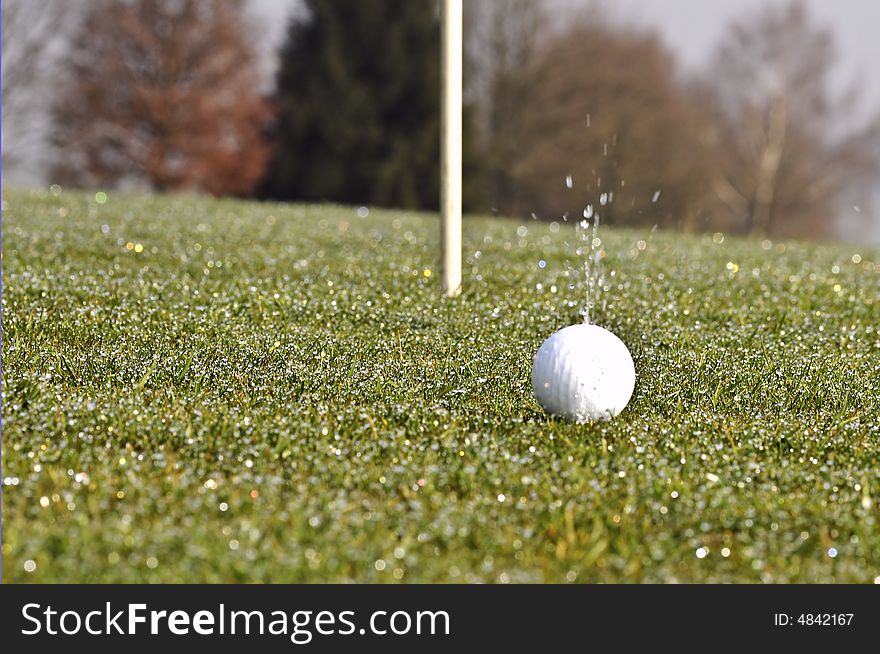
618 0 880 115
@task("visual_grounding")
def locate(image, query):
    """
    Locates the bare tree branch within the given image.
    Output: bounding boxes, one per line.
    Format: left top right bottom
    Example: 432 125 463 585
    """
704 0 880 238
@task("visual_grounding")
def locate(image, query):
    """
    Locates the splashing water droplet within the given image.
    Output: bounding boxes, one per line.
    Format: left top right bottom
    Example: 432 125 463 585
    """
565 175 573 189
576 208 606 324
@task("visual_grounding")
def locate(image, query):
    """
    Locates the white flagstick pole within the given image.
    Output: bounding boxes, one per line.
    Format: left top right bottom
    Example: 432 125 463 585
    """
441 0 463 297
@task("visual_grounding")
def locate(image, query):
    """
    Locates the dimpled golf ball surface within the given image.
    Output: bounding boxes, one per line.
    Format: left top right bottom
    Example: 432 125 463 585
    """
531 324 636 422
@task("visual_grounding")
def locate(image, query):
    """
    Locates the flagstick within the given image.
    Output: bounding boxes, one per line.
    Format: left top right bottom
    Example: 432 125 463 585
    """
441 0 463 297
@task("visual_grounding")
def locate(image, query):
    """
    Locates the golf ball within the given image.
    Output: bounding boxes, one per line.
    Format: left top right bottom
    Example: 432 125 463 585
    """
531 323 635 422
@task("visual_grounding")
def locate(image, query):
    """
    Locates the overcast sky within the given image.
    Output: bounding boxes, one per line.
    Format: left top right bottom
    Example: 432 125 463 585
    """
619 0 880 114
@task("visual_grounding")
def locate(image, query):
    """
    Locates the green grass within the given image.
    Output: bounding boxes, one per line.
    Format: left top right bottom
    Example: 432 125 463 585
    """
2 187 879 583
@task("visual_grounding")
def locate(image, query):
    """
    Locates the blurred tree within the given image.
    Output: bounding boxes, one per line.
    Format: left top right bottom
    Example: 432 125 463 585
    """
50 0 270 196
260 0 485 211
484 13 714 230
465 0 549 214
704 1 880 238
2 0 75 181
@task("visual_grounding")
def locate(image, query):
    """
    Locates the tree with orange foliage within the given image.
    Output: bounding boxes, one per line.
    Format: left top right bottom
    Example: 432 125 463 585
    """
51 0 270 196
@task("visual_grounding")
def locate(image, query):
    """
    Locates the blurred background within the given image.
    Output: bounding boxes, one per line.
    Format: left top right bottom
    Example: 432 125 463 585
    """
3 0 879 243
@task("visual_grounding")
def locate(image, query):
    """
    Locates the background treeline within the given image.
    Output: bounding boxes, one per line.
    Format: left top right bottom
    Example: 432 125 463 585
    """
3 0 879 239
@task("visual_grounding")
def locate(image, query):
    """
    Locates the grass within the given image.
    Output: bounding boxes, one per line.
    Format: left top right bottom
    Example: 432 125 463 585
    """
2 187 879 584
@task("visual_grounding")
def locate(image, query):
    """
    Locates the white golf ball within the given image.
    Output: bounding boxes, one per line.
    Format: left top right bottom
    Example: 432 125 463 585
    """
531 323 635 422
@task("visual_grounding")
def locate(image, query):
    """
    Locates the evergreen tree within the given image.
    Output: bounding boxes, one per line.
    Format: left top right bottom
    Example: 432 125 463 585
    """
261 0 484 210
